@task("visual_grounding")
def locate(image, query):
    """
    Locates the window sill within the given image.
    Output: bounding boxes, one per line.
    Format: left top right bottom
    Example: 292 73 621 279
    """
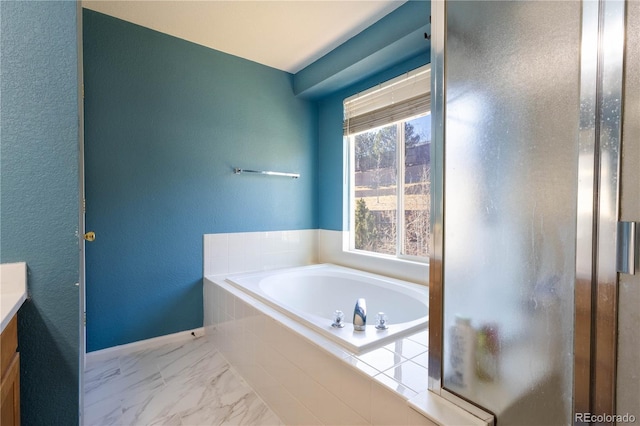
318 230 429 285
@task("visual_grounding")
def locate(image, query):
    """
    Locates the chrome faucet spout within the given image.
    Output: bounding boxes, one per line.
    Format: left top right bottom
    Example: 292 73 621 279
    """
353 298 367 331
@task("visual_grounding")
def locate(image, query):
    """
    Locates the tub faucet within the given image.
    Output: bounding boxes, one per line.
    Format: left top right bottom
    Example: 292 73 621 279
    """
353 298 367 331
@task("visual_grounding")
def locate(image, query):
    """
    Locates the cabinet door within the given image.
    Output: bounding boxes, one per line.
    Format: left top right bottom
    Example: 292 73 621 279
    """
1 316 18 377
1 353 20 426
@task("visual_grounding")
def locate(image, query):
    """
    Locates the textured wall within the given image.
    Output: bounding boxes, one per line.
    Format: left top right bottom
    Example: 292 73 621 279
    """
0 1 80 424
310 0 430 231
293 0 430 98
83 10 317 351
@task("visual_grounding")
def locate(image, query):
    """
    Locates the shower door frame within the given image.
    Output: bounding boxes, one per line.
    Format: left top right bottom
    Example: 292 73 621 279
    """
574 0 626 419
428 0 491 419
427 0 626 421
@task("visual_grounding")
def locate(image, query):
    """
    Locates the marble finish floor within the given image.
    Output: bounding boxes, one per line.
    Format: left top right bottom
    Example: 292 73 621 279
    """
83 335 282 426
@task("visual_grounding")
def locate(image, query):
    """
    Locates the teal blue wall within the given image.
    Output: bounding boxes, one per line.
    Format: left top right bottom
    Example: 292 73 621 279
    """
83 10 318 351
83 1 428 351
1 2 79 424
295 0 430 98
306 0 430 230
0 1 428 420
317 54 430 231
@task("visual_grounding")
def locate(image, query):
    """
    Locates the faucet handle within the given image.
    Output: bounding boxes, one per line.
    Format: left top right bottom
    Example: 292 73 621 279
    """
375 312 388 330
332 310 345 328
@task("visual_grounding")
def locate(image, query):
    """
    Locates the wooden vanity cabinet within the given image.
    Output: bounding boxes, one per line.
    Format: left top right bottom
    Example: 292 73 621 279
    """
1 314 20 426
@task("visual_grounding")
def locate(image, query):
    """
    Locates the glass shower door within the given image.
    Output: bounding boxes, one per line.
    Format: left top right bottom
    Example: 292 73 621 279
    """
441 2 581 423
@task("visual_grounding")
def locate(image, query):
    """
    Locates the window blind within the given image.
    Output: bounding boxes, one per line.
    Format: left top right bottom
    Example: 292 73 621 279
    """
343 65 431 136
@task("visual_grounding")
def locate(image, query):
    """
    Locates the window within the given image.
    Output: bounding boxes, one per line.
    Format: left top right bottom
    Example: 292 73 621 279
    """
344 66 431 261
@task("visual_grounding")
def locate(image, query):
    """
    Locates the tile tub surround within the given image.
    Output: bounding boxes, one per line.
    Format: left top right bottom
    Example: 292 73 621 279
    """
205 277 439 426
203 230 318 277
203 229 428 286
203 230 488 424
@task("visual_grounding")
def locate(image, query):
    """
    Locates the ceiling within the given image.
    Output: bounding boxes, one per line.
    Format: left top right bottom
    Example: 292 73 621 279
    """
82 1 407 74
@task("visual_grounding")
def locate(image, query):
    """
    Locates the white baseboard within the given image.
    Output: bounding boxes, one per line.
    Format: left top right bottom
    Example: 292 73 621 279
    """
85 327 205 363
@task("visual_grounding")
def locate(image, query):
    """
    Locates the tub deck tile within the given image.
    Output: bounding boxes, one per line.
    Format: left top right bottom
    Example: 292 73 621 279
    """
356 346 408 373
383 338 428 359
382 359 429 394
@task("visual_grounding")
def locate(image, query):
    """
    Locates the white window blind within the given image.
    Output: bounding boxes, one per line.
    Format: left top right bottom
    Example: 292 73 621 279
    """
343 65 431 136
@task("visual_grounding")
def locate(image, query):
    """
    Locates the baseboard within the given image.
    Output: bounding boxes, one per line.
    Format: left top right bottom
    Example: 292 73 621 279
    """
85 327 205 363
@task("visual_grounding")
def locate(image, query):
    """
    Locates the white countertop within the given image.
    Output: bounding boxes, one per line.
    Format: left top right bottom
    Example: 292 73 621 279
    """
1 262 27 333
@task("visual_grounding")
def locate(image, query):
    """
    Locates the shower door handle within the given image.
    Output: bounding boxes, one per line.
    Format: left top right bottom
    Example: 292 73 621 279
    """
83 231 96 242
617 221 639 275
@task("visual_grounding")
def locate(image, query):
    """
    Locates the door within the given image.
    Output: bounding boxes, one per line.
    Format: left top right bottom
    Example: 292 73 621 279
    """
77 2 87 423
428 0 630 422
443 2 580 422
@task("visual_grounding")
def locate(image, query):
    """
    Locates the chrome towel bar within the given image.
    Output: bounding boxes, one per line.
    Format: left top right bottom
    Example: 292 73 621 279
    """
233 168 299 179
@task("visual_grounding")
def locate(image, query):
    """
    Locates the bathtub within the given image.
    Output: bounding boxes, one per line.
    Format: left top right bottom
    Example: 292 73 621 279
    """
224 263 428 353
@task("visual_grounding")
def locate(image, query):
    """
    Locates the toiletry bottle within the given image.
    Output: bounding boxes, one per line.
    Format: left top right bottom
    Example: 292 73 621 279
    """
476 323 500 381
449 315 475 391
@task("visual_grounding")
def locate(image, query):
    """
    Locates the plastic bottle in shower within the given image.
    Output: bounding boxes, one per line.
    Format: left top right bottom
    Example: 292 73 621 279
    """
449 315 476 391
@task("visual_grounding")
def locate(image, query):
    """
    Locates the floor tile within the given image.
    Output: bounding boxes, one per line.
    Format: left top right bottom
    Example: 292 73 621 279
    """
84 363 125 410
180 388 272 425
149 413 183 426
84 395 123 426
85 356 120 384
84 336 280 426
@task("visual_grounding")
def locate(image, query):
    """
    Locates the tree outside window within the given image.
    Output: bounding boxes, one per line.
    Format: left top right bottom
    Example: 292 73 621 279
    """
351 114 430 259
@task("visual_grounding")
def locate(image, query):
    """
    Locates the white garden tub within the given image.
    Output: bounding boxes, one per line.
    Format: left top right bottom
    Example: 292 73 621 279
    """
224 264 428 353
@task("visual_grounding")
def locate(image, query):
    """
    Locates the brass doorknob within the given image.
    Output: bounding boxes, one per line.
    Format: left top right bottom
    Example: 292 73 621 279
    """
84 231 96 242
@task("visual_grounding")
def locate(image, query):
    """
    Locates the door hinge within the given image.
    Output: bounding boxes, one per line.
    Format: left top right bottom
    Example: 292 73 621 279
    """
617 221 639 275
83 311 87 326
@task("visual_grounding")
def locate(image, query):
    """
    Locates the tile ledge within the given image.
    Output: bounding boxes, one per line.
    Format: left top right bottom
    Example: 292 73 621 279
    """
408 390 494 426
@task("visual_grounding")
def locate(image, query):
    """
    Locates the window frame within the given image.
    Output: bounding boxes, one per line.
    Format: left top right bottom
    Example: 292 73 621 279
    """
346 112 430 263
343 64 431 264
